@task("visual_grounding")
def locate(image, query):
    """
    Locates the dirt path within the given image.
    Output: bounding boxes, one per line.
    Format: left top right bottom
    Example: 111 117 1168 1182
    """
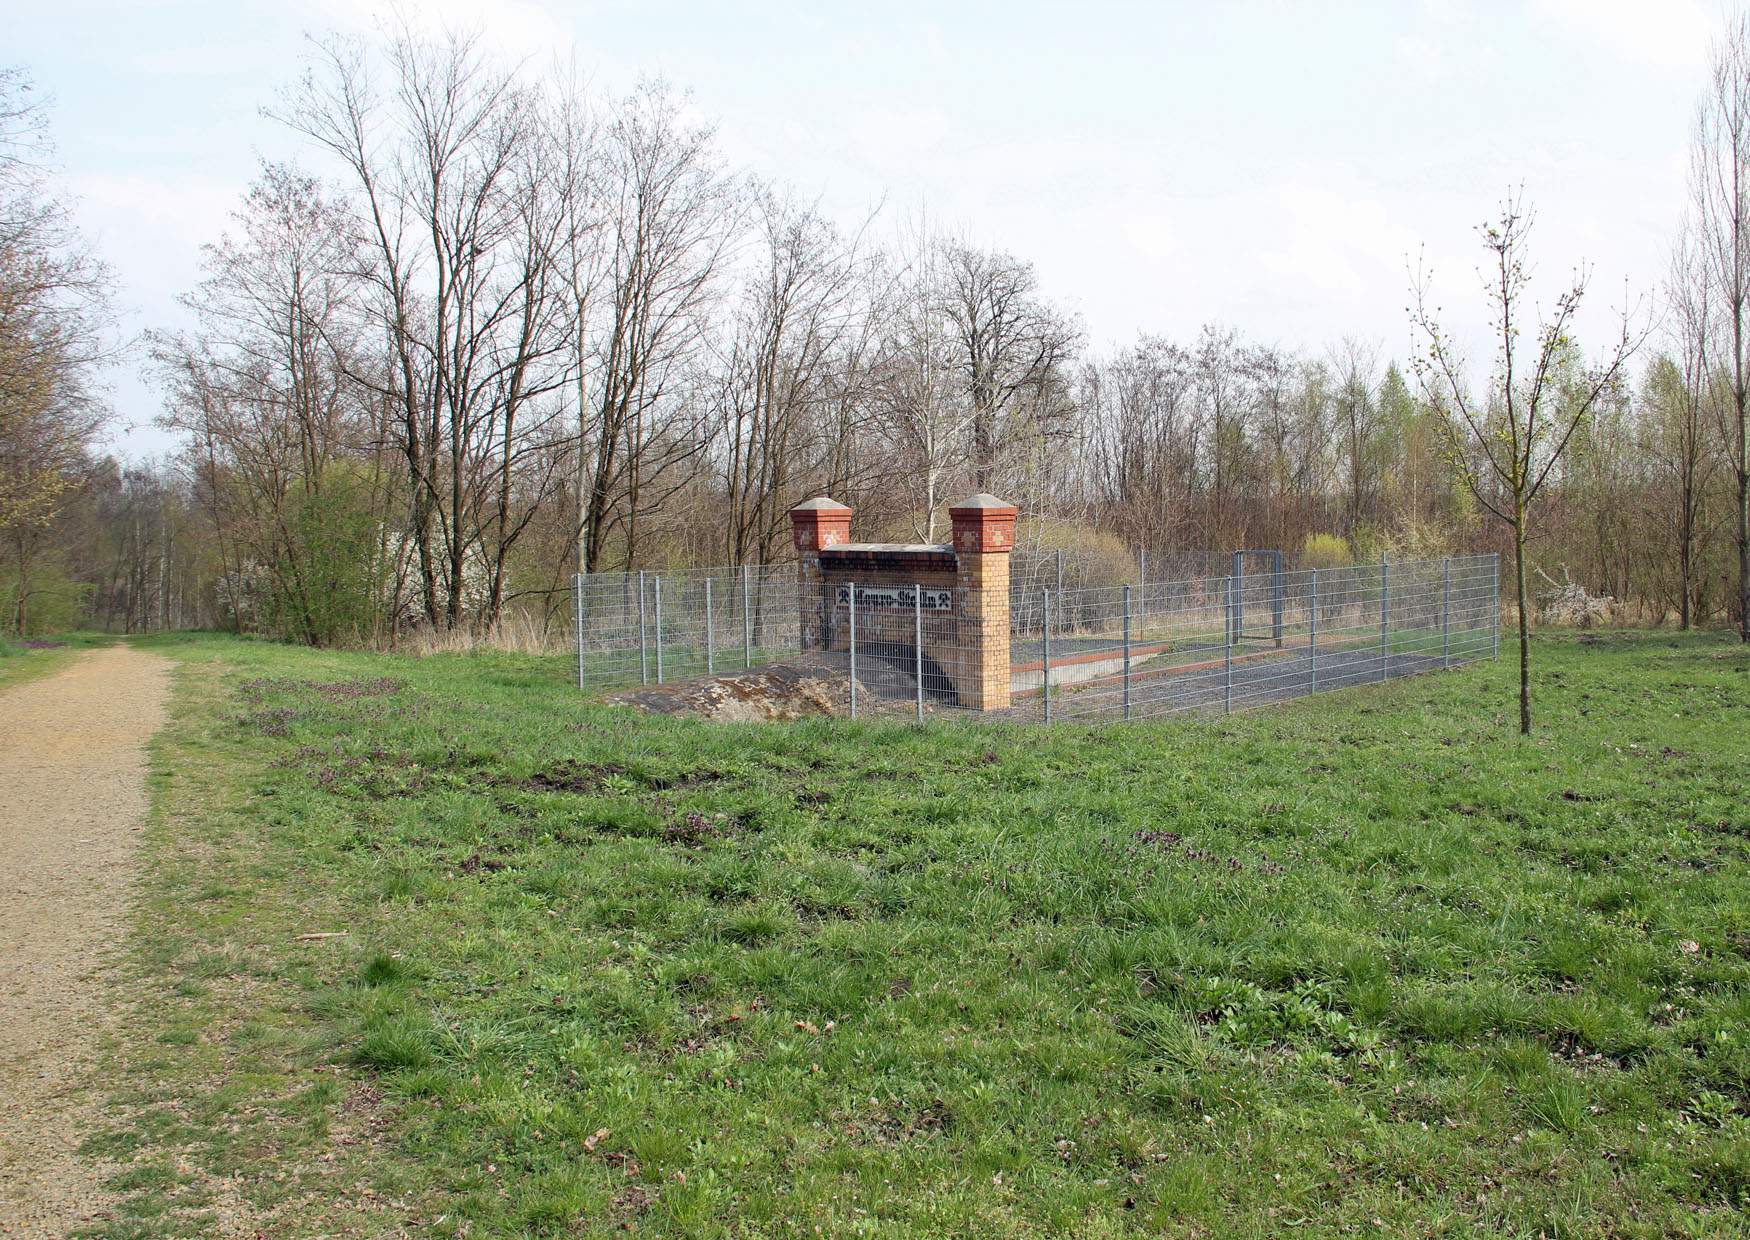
0 646 171 1237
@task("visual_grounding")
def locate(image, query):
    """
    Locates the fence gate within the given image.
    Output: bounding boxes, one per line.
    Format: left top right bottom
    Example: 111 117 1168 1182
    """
1228 549 1284 647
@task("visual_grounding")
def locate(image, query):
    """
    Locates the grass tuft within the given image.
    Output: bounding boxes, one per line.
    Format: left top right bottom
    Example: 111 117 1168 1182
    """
355 1014 437 1071
359 953 410 988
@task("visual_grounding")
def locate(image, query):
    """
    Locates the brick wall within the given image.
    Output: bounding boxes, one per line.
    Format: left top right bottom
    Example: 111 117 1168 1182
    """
792 495 1017 711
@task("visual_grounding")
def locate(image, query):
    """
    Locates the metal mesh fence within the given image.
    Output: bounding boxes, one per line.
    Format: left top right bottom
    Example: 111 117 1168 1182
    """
1009 548 1231 628
575 553 1500 725
572 565 801 689
822 553 1499 724
1017 554 1497 724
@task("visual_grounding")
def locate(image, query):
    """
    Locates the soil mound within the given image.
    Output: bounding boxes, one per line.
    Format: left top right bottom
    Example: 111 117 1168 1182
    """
609 656 857 721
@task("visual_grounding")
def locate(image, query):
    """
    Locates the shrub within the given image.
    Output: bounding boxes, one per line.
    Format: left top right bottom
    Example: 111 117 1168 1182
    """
1537 568 1615 628
1300 533 1351 570
1013 517 1137 591
1381 516 1459 562
269 467 392 646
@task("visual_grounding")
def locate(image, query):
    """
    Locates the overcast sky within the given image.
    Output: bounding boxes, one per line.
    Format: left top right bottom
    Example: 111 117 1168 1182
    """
10 0 1720 461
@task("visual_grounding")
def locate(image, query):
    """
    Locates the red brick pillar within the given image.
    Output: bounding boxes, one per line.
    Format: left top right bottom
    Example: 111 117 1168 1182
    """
789 497 852 651
950 493 1017 710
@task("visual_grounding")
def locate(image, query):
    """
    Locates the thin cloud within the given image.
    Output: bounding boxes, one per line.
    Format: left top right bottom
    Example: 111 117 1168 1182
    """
1531 0 1712 70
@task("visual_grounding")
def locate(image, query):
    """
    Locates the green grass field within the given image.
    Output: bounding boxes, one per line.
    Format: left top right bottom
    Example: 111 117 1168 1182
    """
89 630 1750 1237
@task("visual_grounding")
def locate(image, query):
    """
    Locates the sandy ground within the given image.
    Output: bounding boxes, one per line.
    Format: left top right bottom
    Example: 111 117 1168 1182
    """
0 647 170 1238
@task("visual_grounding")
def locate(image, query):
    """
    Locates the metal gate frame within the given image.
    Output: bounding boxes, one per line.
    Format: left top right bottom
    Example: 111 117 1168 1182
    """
1228 549 1284 647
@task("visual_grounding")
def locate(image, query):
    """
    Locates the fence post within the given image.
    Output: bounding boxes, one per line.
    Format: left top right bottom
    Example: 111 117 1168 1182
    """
654 575 665 684
742 564 753 668
638 569 649 686
1043 589 1053 724
1223 574 1234 714
914 582 924 723
704 578 715 675
1272 549 1284 648
848 583 858 719
1122 583 1133 722
1379 555 1389 682
574 572 586 690
1492 553 1501 659
1442 557 1452 669
1230 551 1244 643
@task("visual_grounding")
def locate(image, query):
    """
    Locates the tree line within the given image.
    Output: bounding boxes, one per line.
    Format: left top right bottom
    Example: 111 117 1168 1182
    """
4 19 1750 656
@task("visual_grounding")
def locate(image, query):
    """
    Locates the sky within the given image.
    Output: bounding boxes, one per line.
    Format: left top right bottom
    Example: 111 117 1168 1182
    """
9 0 1721 461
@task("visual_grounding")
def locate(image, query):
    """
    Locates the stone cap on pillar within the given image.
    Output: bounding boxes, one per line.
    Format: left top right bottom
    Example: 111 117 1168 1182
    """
789 496 853 552
949 493 1018 554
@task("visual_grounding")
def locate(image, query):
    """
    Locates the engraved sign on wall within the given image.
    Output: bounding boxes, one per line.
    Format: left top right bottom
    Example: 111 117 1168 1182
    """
835 584 952 611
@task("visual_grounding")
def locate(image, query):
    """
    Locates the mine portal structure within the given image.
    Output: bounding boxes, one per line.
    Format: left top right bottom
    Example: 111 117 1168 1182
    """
790 494 1017 710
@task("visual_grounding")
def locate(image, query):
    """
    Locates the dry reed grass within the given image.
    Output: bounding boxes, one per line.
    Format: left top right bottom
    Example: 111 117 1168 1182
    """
387 609 567 657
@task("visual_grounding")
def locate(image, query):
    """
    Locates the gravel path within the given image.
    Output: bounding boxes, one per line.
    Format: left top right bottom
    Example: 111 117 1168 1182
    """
0 646 170 1237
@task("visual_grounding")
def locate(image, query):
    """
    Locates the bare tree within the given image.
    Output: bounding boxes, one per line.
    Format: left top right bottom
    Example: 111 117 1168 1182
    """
149 163 417 643
1650 230 1720 628
936 238 1081 496
1080 335 1197 547
276 25 574 628
579 79 737 571
1191 325 1250 544
1248 346 1307 519
1691 14 1750 641
0 67 112 633
549 67 606 577
1330 339 1384 541
870 216 969 541
1411 194 1641 734
715 188 873 564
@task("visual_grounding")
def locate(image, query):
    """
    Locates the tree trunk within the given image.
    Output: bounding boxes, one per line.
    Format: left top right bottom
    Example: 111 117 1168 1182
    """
1514 511 1531 736
12 535 28 636
1739 468 1749 641
1679 537 1693 631
1735 208 1747 641
584 334 598 577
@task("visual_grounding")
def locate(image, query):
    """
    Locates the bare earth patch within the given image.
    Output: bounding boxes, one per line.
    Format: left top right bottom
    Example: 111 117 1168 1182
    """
0 646 170 1237
608 656 854 720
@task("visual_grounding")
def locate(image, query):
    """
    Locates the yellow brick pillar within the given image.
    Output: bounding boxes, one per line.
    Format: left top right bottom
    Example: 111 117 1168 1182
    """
950 493 1017 710
789 496 852 651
